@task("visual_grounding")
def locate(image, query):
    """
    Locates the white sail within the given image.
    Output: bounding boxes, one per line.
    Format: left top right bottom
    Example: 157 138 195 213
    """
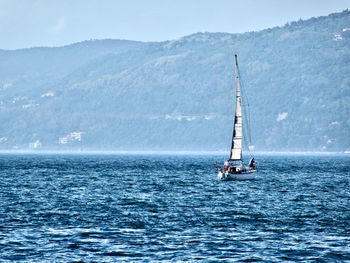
229 55 242 161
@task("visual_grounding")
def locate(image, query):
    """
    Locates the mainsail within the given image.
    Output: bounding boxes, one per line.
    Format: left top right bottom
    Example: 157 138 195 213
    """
229 54 242 161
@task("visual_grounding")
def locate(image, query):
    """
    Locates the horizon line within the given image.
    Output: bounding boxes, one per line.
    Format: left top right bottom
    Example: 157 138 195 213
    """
0 150 349 156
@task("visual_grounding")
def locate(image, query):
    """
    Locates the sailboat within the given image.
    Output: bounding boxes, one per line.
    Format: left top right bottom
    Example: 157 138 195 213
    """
216 54 257 181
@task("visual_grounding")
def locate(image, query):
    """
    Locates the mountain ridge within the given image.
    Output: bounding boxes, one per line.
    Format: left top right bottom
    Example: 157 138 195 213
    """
0 10 349 152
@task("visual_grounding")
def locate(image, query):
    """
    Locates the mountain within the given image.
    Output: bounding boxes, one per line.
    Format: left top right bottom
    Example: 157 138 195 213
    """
0 10 349 152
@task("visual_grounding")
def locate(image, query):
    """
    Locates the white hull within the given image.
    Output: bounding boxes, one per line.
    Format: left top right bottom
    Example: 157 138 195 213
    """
218 169 256 181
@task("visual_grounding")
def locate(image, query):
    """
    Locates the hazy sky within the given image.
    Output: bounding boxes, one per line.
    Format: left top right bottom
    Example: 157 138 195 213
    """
0 0 349 50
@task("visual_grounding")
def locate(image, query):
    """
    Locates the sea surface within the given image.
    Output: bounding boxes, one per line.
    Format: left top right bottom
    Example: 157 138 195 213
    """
0 153 349 262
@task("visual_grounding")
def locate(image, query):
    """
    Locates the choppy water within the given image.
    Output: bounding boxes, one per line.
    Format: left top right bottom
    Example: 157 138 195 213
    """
0 153 349 262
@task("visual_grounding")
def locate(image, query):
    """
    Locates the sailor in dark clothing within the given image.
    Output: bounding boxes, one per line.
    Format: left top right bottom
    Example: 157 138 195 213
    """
248 157 256 169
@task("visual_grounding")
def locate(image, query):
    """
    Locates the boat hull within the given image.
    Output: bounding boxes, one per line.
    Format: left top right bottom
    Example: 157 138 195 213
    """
218 169 256 181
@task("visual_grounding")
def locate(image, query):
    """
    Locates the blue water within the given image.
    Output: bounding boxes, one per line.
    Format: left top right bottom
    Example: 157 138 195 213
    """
0 153 349 262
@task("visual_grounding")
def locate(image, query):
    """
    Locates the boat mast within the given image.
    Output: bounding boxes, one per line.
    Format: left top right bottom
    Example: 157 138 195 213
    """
229 54 243 162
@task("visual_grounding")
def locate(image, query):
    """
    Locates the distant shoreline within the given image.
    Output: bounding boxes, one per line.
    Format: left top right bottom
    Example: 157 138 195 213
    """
0 150 349 156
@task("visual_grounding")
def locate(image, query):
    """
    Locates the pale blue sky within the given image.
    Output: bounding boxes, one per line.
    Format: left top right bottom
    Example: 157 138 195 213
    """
0 0 349 50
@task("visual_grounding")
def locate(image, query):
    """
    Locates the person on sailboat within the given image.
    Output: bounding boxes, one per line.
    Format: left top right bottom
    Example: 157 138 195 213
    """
224 160 230 172
248 157 256 169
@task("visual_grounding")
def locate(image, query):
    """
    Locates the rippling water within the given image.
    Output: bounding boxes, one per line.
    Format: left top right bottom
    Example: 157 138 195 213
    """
0 153 349 262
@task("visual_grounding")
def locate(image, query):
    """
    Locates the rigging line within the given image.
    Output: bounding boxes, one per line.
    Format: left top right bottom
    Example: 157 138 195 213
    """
244 80 256 157
240 76 252 142
237 64 253 144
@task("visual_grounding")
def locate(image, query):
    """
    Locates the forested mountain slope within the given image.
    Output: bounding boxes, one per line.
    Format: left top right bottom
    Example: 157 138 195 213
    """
0 10 349 152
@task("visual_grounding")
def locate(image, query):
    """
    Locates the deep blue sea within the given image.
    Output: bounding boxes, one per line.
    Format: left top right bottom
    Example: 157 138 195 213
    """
0 153 349 262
